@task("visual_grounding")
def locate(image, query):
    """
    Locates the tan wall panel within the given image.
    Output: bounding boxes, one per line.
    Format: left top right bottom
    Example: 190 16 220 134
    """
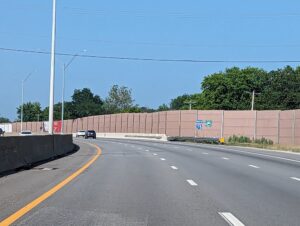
152 112 159 134
139 113 147 133
158 112 167 134
128 114 134 133
166 111 180 136
133 114 140 133
121 113 129 133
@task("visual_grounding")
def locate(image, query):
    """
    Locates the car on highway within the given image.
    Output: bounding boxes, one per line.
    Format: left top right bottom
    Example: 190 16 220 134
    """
19 130 32 136
0 128 4 136
76 130 86 138
85 130 96 139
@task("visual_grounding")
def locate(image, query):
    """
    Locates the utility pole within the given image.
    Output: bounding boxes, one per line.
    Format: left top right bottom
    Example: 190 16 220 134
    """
184 100 197 110
48 0 56 134
246 90 260 111
251 90 255 111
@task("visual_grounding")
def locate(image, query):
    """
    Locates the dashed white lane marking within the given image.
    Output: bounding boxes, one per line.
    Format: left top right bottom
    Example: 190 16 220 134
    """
160 158 166 161
171 166 178 170
153 153 158 156
290 177 300 182
145 150 149 152
202 152 209 155
222 157 229 160
186 179 198 186
248 164 260 169
201 145 300 164
218 212 245 226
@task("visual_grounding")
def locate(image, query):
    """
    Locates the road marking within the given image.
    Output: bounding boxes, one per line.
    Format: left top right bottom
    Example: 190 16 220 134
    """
222 157 229 160
248 164 260 169
202 152 209 155
153 153 158 156
145 149 149 152
218 212 245 226
201 145 300 164
187 149 193 151
171 166 178 170
187 179 198 186
290 177 300 182
160 158 166 161
0 141 102 226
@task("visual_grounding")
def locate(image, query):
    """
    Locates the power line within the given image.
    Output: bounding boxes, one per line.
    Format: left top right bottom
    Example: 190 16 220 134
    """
0 47 300 63
62 7 300 19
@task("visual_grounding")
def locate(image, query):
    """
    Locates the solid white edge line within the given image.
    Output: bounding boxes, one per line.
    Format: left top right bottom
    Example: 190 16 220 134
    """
218 212 245 226
160 158 166 161
248 164 260 169
186 179 198 186
170 166 178 170
290 177 300 181
201 145 300 164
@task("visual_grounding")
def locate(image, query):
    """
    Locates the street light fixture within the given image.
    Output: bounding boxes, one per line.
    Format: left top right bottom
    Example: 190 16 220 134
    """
184 100 197 110
21 70 35 132
61 50 86 134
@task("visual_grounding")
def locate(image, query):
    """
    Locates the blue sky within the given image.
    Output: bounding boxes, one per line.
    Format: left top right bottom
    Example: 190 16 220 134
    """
0 0 299 120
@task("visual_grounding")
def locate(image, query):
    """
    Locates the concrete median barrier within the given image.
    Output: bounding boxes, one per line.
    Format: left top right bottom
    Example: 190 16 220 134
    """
0 135 74 175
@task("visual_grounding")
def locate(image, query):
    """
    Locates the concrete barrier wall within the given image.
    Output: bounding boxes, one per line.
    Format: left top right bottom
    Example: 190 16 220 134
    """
10 109 300 145
0 135 74 174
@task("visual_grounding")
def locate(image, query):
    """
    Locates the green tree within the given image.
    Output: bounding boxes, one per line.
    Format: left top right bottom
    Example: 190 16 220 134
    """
41 102 73 121
170 94 194 110
16 102 42 122
259 66 300 110
71 88 104 118
104 85 134 113
0 117 10 123
157 104 170 111
201 67 268 110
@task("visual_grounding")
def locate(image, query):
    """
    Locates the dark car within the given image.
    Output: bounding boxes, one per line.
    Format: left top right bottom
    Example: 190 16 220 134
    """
0 128 4 136
85 130 96 139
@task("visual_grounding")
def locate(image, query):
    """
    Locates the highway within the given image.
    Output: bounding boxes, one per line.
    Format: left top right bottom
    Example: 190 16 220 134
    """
0 139 300 226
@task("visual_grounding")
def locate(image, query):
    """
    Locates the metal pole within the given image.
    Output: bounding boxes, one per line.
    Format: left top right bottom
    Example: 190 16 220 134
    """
61 64 65 134
21 80 24 132
48 0 56 134
251 90 255 111
277 111 280 144
254 110 257 140
221 110 224 138
292 110 296 145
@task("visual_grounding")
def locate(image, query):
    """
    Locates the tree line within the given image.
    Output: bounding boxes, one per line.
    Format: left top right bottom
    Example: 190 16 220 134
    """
161 66 300 111
1 65 299 123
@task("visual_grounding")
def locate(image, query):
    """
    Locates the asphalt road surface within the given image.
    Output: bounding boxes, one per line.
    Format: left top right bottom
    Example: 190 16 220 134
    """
0 138 300 226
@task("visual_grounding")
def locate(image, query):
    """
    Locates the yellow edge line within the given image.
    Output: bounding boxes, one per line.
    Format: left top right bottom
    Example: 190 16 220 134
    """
0 141 101 226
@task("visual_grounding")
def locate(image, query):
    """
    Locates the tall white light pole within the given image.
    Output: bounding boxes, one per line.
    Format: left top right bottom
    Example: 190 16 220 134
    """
21 70 35 132
49 0 57 134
